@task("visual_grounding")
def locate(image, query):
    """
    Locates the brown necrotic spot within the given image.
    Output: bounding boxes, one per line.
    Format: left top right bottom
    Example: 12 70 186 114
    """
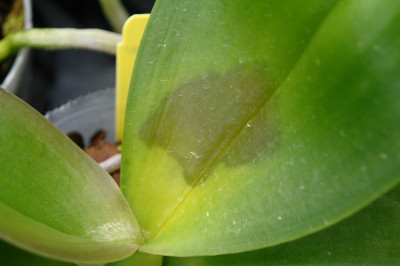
140 63 279 184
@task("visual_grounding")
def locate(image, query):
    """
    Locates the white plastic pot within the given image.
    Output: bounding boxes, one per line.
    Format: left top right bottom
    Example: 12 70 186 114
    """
1 0 33 93
45 88 116 146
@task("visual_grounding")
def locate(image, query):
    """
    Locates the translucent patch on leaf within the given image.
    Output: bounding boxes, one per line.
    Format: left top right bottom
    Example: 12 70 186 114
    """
140 63 279 184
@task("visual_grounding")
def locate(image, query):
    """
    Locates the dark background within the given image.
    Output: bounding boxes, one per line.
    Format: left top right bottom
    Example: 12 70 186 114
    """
21 0 155 113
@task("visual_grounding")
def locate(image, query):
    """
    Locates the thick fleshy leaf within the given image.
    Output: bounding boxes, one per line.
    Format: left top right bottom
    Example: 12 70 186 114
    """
164 184 400 265
122 0 400 256
0 88 143 263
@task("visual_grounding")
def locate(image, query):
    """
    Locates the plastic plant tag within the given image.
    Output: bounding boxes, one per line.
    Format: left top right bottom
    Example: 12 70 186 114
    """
116 14 150 142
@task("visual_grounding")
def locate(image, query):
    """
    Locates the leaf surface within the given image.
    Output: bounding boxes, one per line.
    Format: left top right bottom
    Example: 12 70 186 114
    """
163 184 400 265
122 0 400 255
0 88 143 263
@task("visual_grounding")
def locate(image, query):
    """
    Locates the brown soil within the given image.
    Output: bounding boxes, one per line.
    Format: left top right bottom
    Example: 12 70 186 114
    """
67 130 121 185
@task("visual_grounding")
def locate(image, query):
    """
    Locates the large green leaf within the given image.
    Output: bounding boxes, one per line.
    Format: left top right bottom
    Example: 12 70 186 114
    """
122 0 400 256
0 88 143 263
164 184 400 265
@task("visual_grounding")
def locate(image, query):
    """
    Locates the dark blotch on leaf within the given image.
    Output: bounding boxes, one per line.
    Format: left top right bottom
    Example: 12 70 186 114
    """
140 63 279 184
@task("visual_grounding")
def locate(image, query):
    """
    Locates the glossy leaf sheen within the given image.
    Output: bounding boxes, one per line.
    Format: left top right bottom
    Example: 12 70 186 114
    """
0 88 143 263
122 0 400 256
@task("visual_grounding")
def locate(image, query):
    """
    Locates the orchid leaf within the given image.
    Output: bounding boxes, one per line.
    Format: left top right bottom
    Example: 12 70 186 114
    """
0 88 143 263
122 0 400 256
164 184 400 265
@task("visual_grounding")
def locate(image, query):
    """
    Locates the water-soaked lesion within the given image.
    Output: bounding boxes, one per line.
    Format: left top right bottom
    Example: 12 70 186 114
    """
222 99 279 167
140 63 279 185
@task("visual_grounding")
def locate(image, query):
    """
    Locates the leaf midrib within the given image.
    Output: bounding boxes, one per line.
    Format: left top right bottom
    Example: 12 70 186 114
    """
143 0 341 245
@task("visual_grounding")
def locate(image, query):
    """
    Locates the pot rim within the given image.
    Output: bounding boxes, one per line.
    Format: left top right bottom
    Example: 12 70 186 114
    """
1 0 33 93
46 88 116 146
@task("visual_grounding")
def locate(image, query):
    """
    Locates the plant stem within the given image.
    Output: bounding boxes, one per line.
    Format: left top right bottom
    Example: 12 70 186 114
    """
0 28 122 61
99 153 121 173
98 0 130 33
